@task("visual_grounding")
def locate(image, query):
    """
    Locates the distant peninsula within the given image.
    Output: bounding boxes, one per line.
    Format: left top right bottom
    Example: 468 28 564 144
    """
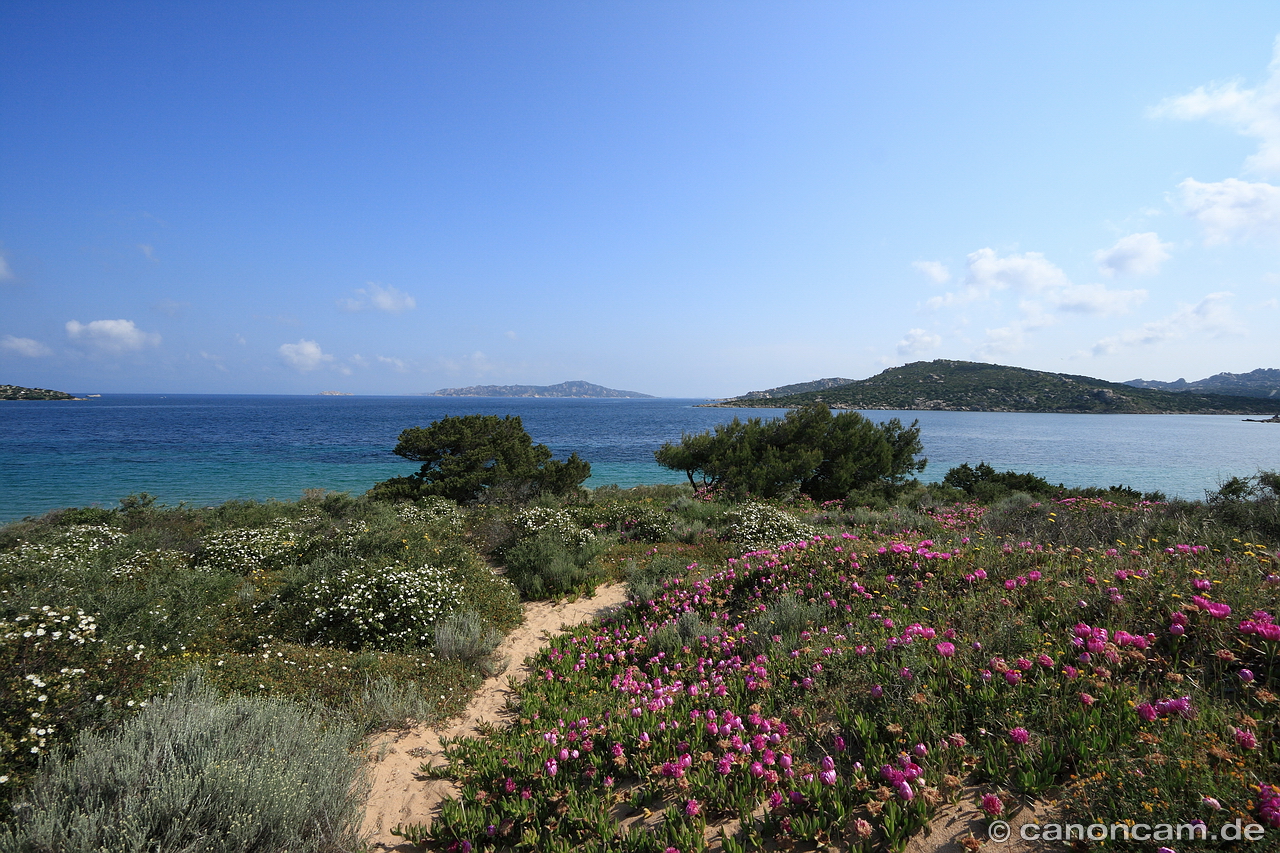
428 380 654 399
705 360 1280 415
1 384 82 401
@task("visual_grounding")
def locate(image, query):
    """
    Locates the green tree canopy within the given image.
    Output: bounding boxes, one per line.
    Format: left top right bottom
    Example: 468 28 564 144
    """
655 404 925 500
369 414 590 503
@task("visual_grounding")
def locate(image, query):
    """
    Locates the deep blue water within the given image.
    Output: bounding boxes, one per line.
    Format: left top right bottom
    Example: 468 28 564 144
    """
1 395 1277 522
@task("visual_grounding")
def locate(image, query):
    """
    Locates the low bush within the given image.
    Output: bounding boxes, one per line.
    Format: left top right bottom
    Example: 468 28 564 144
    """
0 674 365 853
434 611 502 665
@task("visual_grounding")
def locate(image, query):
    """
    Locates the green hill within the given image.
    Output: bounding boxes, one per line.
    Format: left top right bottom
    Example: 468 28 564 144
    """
1 384 81 401
707 360 1280 414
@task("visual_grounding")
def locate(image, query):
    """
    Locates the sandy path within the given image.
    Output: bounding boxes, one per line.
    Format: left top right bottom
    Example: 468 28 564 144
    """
360 583 629 851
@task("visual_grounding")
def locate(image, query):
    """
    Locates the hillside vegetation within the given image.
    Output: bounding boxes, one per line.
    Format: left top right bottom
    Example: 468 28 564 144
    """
709 360 1280 414
0 384 80 401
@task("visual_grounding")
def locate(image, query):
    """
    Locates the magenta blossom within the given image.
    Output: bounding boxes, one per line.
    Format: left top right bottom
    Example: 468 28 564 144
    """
1008 727 1030 746
981 793 1004 816
935 641 956 658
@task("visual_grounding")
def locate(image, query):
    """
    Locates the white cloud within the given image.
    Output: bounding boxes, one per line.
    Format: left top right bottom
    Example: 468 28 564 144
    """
896 328 941 358
139 244 157 262
974 304 1057 359
1150 35 1280 177
339 282 416 314
1176 177 1280 244
0 252 13 282
377 355 408 371
1090 292 1239 356
1 335 51 357
278 339 333 371
1050 283 1148 316
1093 232 1173 277
65 319 161 352
911 260 951 284
927 248 1070 308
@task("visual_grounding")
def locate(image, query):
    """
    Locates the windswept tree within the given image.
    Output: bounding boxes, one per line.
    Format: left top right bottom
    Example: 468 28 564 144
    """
655 404 924 499
370 414 590 503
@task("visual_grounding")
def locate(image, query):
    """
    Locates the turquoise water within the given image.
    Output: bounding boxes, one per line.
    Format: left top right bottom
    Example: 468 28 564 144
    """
1 395 1277 522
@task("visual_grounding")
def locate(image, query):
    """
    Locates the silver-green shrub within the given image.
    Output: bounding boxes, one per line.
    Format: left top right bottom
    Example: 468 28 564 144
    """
0 674 365 853
433 611 501 664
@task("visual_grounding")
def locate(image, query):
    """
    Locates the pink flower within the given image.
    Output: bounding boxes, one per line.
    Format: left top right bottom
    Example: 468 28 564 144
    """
1008 727 1030 746
684 798 701 817
1234 727 1258 750
981 793 1004 816
1137 703 1158 722
936 641 956 658
1079 693 1096 707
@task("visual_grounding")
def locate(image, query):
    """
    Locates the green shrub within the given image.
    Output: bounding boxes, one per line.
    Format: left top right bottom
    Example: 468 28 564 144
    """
502 532 605 599
0 674 365 853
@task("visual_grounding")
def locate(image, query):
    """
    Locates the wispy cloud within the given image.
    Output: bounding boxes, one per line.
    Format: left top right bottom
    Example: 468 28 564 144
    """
377 355 408 371
1089 292 1239 356
278 339 333 371
1150 35 1280 177
0 251 14 282
927 248 1145 318
911 260 951 285
338 282 416 314
139 244 157 262
896 328 941 358
153 298 189 317
1 335 51 357
65 319 161 352
1093 232 1173 277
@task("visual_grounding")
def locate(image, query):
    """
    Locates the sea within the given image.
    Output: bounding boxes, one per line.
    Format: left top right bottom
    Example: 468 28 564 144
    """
1 395 1277 524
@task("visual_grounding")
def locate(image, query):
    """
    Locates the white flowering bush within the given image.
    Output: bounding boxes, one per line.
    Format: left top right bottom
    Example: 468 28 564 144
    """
0 605 149 793
395 497 465 535
723 502 817 551
198 522 307 575
110 548 192 580
299 562 464 651
508 506 596 551
0 524 125 580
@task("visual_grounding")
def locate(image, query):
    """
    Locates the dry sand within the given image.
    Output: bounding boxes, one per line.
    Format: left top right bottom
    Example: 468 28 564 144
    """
359 583 1062 852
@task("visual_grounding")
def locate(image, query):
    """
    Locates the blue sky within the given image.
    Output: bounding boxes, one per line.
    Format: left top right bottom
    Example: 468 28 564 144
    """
3 2 1279 397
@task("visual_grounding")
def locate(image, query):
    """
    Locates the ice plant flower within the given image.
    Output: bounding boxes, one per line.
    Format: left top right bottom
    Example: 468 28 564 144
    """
981 793 1004 816
1009 727 1030 745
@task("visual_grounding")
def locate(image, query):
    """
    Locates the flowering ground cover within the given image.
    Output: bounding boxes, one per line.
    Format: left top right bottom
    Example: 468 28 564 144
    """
402 496 1280 852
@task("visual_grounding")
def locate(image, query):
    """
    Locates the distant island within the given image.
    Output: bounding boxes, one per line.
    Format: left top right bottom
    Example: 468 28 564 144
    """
706 360 1280 415
428 380 654 399
1 384 82 401
317 391 353 396
1125 368 1280 399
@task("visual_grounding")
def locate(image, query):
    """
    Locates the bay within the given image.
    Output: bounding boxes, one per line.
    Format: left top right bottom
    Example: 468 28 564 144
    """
0 395 1277 523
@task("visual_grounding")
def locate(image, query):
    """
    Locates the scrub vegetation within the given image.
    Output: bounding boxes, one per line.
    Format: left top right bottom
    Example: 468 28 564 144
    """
1 413 1277 851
